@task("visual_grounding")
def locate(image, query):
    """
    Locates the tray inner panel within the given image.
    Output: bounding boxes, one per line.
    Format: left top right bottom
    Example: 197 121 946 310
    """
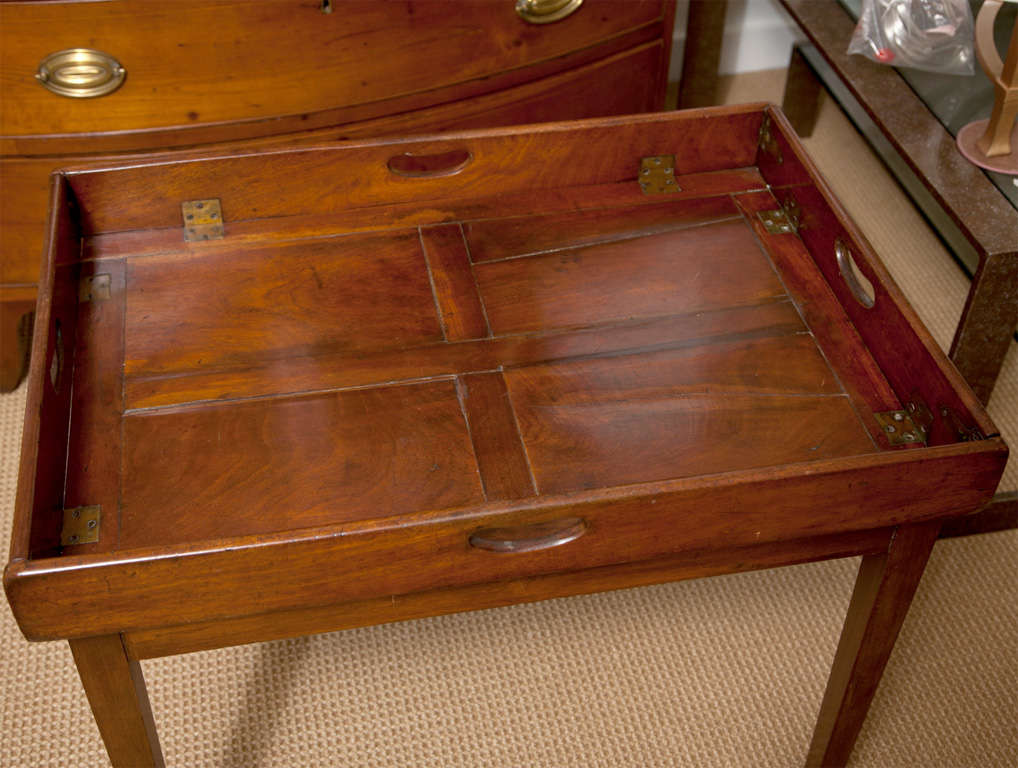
64 192 880 551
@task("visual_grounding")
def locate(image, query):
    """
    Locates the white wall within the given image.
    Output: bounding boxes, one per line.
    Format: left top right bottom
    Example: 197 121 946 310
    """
669 0 805 82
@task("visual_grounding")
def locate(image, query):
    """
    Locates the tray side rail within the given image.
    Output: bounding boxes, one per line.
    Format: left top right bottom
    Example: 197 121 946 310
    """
5 173 80 564
756 105 999 447
4 441 1005 642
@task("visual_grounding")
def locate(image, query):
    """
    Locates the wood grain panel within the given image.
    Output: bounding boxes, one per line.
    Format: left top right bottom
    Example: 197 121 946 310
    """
124 300 806 409
733 190 898 448
457 372 536 501
81 169 768 266
124 230 442 376
62 259 126 555
475 219 785 334
512 393 872 494
420 225 489 341
506 338 873 493
118 381 484 548
64 107 766 236
464 195 740 263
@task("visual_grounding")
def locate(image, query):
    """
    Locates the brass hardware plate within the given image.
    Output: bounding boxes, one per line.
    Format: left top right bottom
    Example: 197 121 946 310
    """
874 408 929 446
61 505 101 546
36 49 126 99
758 208 796 235
79 274 111 303
758 114 782 164
515 0 584 24
758 196 801 235
639 155 680 195
939 405 985 442
182 199 224 241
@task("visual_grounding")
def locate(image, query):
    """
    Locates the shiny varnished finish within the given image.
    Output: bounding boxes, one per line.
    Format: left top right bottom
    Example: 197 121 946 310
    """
0 0 676 391
3 107 1007 767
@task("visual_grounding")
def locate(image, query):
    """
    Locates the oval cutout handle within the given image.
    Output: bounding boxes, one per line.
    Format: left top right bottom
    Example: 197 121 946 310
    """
835 239 876 308
469 517 587 553
387 149 472 178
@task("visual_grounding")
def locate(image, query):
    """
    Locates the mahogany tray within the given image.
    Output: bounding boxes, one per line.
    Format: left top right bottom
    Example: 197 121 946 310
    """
4 104 1007 767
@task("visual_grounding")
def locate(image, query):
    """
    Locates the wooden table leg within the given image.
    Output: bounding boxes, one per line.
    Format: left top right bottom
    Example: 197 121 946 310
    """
949 250 1018 405
1 297 34 393
782 45 824 138
676 0 729 109
805 521 940 767
69 634 165 768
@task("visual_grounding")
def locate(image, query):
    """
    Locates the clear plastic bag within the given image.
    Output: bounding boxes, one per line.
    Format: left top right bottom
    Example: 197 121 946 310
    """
847 0 975 75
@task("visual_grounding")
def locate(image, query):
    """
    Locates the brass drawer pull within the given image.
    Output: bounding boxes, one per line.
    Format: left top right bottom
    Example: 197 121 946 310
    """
515 0 584 24
387 148 472 178
469 517 587 553
36 49 126 98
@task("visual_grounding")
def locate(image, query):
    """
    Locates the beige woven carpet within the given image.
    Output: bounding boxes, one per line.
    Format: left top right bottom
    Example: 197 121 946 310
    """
2 71 1016 767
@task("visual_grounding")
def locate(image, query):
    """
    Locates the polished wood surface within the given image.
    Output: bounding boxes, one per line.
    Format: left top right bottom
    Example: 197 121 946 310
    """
0 0 676 391
3 106 1007 768
0 0 664 149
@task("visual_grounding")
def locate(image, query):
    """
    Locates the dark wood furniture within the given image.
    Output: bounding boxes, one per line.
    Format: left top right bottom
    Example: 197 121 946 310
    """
0 0 677 391
4 105 1006 767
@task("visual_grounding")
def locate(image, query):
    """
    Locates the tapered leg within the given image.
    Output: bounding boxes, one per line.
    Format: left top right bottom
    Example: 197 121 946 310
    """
783 45 824 138
676 0 729 109
69 634 165 768
1 299 34 392
806 521 940 767
949 251 1018 405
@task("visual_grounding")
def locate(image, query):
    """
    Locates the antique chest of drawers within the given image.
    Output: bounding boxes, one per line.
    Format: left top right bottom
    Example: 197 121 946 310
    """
0 0 676 390
3 105 1007 767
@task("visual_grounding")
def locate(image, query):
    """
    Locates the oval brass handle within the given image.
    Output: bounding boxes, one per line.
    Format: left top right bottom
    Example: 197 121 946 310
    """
387 148 473 178
469 517 587 553
36 49 126 98
515 0 584 24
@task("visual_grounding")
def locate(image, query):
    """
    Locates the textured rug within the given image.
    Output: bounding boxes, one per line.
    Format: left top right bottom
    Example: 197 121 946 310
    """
1 70 1015 767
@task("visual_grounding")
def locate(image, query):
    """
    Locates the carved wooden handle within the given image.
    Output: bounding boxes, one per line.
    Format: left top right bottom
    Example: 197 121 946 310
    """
386 149 473 178
469 517 588 553
515 0 584 25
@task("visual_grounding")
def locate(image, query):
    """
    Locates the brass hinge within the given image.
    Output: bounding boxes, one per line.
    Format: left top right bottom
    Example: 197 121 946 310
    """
79 273 111 303
758 113 782 164
939 405 986 442
638 155 680 195
874 397 933 446
61 505 101 546
182 198 224 241
757 197 801 235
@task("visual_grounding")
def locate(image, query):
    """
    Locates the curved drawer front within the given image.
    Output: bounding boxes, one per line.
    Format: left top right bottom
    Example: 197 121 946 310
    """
0 41 662 288
0 0 664 148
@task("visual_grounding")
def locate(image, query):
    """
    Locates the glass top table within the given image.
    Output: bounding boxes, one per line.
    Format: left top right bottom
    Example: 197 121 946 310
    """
840 0 1018 207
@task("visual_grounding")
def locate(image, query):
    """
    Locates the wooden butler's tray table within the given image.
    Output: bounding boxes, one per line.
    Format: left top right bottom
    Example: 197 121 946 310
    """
3 105 1007 767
